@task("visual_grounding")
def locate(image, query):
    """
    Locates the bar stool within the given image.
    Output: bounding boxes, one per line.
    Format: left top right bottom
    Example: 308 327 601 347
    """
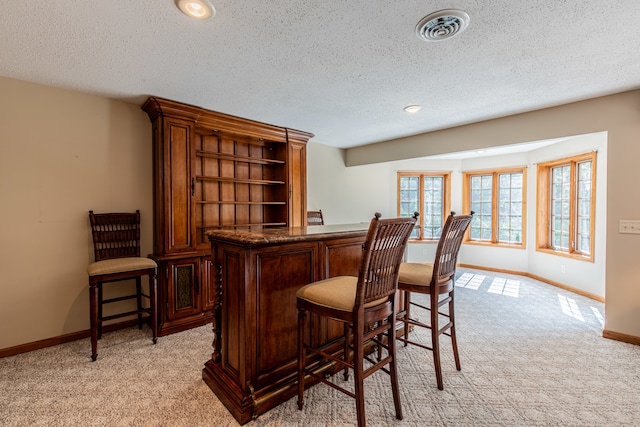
87 210 158 361
396 211 473 390
296 213 417 427
306 210 324 225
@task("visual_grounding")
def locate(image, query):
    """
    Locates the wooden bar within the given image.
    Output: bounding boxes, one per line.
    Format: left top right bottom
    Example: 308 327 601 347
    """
202 224 370 424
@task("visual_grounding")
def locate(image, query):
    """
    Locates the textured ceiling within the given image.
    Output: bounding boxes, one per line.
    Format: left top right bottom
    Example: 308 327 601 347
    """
1 1 639 149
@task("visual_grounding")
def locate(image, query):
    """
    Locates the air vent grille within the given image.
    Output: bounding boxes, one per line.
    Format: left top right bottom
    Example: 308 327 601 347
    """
416 9 470 42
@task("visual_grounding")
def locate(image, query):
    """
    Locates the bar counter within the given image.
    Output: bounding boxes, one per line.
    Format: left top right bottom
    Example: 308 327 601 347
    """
202 223 370 424
204 222 371 245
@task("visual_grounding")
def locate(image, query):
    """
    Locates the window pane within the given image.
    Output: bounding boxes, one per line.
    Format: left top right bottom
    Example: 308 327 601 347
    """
423 175 444 239
497 172 523 244
398 173 448 241
468 174 493 242
466 170 525 245
399 176 420 218
550 165 571 251
576 161 592 253
481 227 492 240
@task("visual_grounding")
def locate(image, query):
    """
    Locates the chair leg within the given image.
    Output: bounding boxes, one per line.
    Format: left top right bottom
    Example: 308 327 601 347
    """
431 292 444 390
136 277 143 329
89 282 99 361
388 312 403 420
343 323 350 380
403 291 411 347
353 321 366 427
149 272 158 344
97 283 103 340
449 289 461 371
297 308 307 410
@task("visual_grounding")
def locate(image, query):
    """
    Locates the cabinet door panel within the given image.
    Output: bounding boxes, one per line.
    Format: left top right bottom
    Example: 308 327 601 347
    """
166 258 201 320
202 256 216 312
165 118 195 253
320 237 365 344
255 244 317 382
287 141 306 227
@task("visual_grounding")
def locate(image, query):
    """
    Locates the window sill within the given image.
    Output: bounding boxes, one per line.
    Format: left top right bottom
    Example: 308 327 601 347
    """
536 247 594 263
463 240 526 250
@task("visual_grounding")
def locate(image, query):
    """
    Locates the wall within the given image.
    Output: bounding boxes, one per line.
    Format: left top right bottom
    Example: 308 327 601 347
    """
1 77 637 350
333 91 640 338
0 77 152 349
309 132 607 297
307 142 393 224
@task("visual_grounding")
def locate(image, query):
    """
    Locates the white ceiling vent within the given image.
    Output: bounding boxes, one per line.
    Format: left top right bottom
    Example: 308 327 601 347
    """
416 9 470 41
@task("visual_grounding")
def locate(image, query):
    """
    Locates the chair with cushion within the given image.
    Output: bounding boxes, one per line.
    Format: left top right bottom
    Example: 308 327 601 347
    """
296 212 417 427
306 209 324 225
87 210 158 361
396 211 473 390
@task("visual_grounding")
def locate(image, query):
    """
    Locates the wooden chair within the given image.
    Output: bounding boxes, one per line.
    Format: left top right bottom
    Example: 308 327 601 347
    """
306 210 324 225
296 213 417 427
87 210 158 361
396 211 473 390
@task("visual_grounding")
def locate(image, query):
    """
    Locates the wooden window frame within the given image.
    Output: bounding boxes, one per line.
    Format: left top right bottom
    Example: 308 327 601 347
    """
397 172 451 241
536 152 596 262
462 167 527 248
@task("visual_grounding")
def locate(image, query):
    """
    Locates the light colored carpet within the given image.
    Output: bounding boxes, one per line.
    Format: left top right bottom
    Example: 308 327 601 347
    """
1 268 639 426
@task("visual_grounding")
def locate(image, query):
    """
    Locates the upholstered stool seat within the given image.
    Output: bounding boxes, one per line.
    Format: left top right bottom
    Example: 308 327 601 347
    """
87 257 157 277
296 276 387 311
398 262 434 285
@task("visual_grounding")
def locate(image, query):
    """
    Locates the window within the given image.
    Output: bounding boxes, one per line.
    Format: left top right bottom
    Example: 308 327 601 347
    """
397 172 450 240
536 152 596 261
462 167 526 247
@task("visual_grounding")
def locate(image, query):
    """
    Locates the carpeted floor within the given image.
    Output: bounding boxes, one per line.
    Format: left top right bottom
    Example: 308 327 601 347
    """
1 268 639 426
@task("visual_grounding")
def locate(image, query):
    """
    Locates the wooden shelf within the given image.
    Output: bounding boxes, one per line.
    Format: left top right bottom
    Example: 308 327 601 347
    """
196 150 285 165
196 200 286 205
197 176 285 185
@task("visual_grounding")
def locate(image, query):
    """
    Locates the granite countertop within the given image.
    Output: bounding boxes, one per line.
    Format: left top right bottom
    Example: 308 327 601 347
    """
206 223 370 246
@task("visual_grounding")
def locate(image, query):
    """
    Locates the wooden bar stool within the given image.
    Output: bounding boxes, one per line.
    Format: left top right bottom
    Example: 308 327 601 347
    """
87 210 158 361
306 209 324 225
396 211 473 390
296 213 417 427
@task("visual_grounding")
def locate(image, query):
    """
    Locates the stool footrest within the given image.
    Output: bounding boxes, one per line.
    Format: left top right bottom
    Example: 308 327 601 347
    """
101 308 151 323
102 294 138 305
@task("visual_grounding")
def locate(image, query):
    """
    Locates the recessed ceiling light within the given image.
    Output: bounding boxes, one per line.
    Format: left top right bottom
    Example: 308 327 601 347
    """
175 0 216 20
416 9 470 41
404 105 421 113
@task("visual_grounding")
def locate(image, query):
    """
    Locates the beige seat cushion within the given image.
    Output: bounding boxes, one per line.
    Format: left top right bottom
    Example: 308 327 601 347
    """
296 276 388 312
87 257 157 276
398 262 434 286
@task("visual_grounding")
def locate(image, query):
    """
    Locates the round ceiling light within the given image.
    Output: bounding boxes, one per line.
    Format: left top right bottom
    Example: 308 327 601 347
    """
404 105 421 113
416 9 470 41
176 0 216 20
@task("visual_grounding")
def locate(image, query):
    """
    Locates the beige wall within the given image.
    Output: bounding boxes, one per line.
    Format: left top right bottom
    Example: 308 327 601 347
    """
0 77 152 349
1 76 638 351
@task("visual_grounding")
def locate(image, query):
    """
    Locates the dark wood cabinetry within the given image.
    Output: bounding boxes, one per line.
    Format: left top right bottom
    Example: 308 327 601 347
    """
143 97 313 336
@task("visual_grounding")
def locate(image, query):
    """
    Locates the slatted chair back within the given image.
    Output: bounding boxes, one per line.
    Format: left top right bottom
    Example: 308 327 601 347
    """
307 210 324 226
432 212 473 288
89 210 141 261
356 213 417 307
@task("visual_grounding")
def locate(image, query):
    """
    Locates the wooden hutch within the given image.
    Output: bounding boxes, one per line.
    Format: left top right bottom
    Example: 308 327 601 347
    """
142 97 313 336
